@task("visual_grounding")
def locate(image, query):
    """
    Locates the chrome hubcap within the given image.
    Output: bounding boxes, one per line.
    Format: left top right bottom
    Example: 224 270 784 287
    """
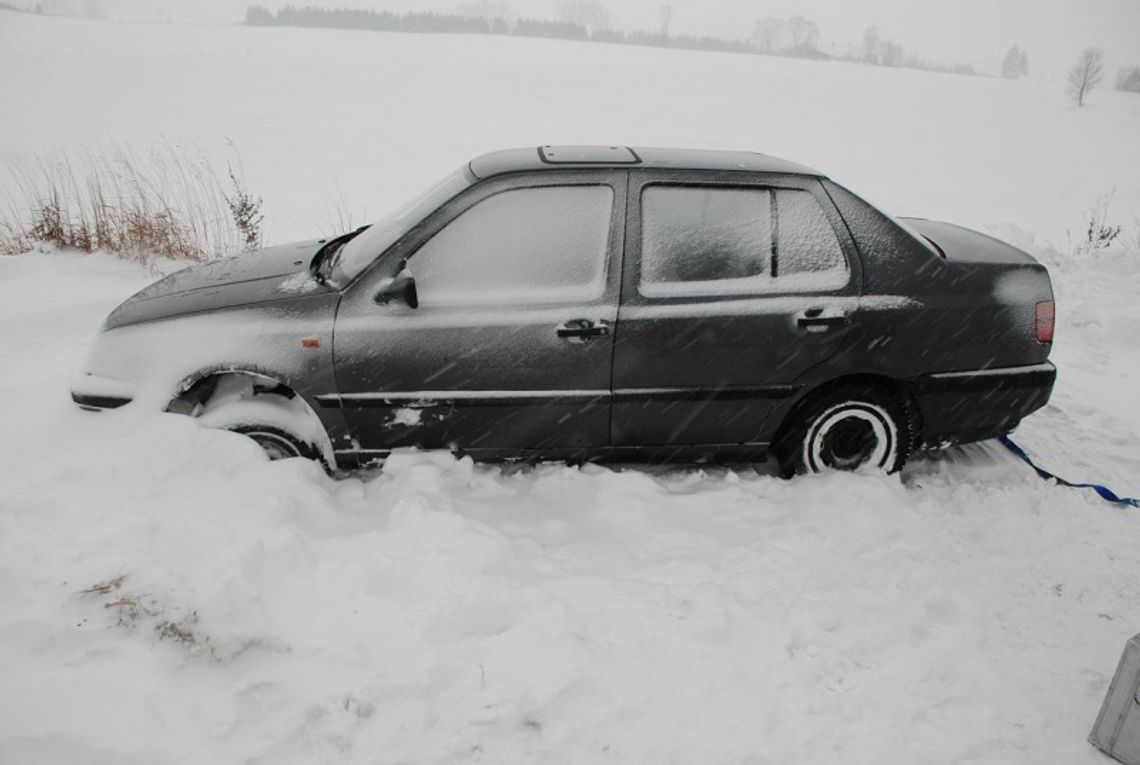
246 431 302 461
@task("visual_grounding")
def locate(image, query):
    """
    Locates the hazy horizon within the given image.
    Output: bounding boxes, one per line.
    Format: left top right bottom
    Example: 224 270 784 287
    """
11 0 1140 79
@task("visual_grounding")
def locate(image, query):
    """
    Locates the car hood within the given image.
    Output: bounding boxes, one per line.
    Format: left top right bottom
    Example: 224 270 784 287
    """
104 239 333 329
901 218 1039 265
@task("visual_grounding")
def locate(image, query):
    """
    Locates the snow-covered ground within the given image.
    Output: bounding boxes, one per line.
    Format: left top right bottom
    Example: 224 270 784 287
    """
2 9 1140 765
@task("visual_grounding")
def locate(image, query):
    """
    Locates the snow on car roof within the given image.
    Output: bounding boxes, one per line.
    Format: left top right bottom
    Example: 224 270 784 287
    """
469 146 824 179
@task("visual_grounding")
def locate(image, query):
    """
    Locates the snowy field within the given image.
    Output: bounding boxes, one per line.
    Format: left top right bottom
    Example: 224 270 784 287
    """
2 10 1140 764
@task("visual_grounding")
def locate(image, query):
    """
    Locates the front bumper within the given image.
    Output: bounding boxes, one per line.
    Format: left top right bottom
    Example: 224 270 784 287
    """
71 373 135 410
907 361 1056 447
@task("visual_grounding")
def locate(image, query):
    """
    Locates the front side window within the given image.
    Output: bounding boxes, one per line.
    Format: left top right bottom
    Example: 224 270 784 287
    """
409 185 613 306
639 185 848 298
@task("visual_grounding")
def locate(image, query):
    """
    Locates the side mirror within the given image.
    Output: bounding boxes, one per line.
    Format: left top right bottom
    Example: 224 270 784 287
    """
374 270 418 309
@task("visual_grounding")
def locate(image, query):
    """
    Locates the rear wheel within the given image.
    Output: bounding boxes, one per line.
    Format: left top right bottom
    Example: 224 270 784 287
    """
775 385 911 477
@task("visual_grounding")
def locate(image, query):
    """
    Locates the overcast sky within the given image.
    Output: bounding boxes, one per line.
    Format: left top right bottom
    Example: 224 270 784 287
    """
38 0 1140 78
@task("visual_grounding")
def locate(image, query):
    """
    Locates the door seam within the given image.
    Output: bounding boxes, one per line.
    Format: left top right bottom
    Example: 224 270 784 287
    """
606 169 632 447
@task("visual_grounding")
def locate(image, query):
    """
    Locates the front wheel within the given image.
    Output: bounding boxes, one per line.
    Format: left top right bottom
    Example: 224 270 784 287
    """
192 376 332 470
228 423 319 462
775 385 911 477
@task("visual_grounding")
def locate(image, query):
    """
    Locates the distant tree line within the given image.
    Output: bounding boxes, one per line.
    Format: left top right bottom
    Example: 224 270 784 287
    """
751 15 825 59
246 4 780 56
247 6 507 34
28 0 104 17
859 26 904 67
245 5 978 74
801 21 975 75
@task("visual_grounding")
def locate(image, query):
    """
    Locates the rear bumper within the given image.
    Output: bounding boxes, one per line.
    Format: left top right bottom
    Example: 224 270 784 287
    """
906 361 1056 447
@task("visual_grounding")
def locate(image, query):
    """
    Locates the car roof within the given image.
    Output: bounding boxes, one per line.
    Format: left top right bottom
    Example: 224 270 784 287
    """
468 145 824 179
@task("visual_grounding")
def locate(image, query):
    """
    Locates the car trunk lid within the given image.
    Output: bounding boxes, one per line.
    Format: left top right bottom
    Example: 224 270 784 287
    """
900 218 1040 265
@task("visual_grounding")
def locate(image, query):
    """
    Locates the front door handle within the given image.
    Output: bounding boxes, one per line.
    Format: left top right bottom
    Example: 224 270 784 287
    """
556 318 611 340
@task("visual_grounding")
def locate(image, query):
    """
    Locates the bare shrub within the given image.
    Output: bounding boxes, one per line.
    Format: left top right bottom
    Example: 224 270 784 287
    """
1069 192 1123 255
1 142 261 263
225 168 264 251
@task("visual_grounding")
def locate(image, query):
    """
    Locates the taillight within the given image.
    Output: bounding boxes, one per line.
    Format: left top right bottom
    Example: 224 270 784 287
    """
1035 301 1055 343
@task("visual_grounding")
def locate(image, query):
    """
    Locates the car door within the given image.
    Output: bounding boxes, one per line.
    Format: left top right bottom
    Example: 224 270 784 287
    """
612 170 863 448
329 170 626 459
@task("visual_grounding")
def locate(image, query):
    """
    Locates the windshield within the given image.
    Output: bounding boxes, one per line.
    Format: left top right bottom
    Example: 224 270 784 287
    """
330 166 473 285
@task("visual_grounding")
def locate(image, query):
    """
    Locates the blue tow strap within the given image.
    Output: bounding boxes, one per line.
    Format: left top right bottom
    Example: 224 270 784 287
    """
999 436 1140 508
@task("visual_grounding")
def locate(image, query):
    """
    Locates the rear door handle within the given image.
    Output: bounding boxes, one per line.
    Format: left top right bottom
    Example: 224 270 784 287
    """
557 318 611 339
797 309 848 331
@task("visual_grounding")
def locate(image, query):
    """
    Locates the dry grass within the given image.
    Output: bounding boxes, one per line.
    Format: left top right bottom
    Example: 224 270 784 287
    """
78 573 281 662
326 204 357 237
1 141 262 263
79 574 127 596
322 180 361 236
105 594 159 628
154 613 201 646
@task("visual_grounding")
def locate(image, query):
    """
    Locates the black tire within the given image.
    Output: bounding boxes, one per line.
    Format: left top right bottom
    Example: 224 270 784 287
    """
775 384 911 477
228 424 322 463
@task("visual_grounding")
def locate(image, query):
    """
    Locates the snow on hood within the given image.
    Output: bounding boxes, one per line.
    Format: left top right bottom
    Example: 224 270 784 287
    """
104 239 330 329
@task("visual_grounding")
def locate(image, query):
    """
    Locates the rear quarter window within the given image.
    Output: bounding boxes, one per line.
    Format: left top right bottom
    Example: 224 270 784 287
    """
821 179 942 294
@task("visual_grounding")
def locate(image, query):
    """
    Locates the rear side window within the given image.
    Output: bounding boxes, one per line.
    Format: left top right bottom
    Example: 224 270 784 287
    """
410 185 613 306
639 185 847 297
